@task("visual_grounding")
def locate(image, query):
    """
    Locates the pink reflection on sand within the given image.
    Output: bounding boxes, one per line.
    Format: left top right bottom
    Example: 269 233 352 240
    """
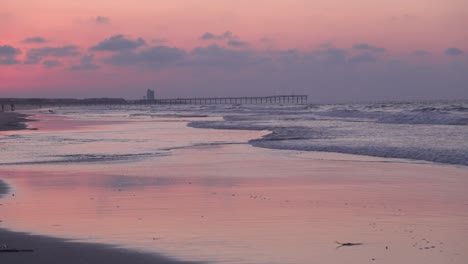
1 145 468 264
27 112 125 132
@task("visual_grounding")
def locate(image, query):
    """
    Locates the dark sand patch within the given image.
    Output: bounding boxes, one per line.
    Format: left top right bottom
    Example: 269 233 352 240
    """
0 112 34 131
0 179 8 198
0 228 203 264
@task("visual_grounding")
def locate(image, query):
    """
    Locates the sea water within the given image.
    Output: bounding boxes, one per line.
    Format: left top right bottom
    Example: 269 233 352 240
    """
189 100 468 166
2 100 467 167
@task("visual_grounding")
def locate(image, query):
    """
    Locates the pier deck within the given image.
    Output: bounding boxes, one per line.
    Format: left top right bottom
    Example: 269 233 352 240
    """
1 95 308 109
132 95 308 105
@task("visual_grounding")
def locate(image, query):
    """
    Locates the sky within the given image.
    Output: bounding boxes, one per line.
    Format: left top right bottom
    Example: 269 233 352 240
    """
1 0 467 102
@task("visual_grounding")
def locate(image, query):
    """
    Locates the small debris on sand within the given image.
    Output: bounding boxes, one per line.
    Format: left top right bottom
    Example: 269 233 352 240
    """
335 241 364 248
0 245 34 253
0 249 34 253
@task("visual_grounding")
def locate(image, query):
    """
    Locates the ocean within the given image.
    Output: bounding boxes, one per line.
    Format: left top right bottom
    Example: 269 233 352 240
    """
190 101 468 166
2 100 467 166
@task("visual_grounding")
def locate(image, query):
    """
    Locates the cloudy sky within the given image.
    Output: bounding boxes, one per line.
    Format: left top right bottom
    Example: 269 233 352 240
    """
1 0 467 102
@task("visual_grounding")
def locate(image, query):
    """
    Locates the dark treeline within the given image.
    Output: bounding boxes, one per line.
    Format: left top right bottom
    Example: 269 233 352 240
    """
0 98 128 106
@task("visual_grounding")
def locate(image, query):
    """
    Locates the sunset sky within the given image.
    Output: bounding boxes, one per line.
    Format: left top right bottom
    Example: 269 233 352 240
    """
1 0 467 102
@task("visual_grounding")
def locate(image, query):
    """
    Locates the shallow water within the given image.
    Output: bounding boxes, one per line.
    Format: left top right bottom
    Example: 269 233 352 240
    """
1 106 468 264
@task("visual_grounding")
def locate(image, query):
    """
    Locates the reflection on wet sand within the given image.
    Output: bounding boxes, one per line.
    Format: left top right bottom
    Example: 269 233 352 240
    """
2 144 468 264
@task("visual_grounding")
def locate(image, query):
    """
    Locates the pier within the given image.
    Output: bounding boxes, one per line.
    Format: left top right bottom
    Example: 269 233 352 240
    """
0 95 308 108
132 95 308 105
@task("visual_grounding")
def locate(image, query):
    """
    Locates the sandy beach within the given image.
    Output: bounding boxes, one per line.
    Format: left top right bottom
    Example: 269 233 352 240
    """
0 107 467 264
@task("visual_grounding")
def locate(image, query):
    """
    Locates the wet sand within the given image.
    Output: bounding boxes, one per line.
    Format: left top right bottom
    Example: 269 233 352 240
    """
2 147 468 264
0 179 8 198
0 181 202 264
0 112 32 131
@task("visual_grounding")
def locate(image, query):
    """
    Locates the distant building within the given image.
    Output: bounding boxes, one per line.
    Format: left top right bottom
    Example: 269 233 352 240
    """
146 89 155 100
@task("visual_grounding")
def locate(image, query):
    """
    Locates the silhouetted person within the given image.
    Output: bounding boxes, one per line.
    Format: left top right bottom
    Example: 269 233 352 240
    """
1 104 4 112
10 104 15 111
